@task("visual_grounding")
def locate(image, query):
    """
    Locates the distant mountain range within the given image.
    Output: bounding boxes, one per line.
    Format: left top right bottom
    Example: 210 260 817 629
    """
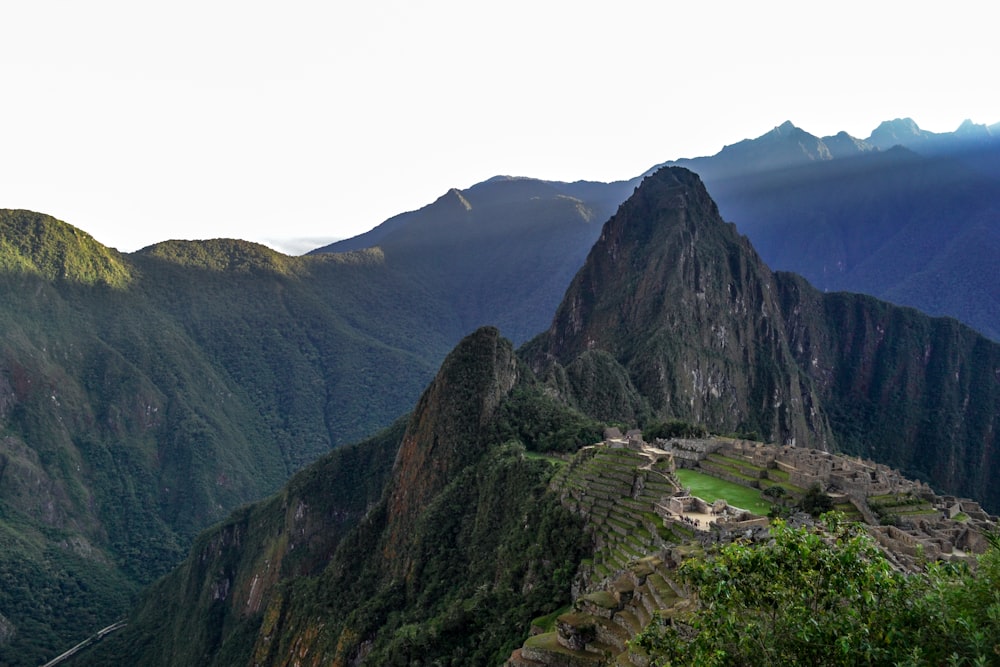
660 118 1000 341
314 117 1000 342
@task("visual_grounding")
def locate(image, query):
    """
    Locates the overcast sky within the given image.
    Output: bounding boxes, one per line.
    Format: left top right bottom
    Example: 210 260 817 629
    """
2 1 997 254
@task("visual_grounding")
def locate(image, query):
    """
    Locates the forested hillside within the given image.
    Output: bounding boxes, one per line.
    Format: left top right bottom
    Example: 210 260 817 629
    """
0 212 452 665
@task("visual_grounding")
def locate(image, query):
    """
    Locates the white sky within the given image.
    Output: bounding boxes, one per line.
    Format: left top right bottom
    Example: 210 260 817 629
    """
2 1 997 254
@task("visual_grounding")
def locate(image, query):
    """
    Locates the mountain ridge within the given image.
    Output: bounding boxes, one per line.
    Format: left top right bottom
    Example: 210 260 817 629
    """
3 114 1000 661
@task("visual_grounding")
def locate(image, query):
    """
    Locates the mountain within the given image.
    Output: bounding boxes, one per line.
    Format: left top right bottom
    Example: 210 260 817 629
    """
0 211 457 665
81 327 593 665
311 176 635 345
667 119 876 179
662 120 1000 341
5 117 1000 661
82 166 1000 666
524 168 831 447
312 118 1000 344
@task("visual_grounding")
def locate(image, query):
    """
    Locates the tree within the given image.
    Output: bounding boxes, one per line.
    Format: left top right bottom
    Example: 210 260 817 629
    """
633 518 1000 666
762 485 787 501
635 515 911 665
799 484 834 517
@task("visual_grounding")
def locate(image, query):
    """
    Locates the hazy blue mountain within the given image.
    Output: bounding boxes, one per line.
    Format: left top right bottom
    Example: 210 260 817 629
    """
658 120 1000 340
311 176 636 344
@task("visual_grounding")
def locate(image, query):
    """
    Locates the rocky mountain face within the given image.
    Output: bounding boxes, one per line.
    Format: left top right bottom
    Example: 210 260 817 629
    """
525 168 831 448
777 273 1000 507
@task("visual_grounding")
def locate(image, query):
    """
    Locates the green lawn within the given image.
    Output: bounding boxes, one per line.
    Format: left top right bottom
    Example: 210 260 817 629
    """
674 468 773 515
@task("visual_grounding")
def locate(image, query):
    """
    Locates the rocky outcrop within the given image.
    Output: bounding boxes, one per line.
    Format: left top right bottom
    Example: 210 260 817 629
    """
383 326 519 576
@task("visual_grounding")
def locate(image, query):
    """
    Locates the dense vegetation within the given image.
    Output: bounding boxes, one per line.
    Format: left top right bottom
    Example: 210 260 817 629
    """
635 515 1000 666
0 212 451 663
82 328 591 666
293 443 590 666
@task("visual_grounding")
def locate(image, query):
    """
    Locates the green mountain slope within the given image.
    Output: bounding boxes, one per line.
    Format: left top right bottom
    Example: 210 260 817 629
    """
83 327 592 666
0 212 454 665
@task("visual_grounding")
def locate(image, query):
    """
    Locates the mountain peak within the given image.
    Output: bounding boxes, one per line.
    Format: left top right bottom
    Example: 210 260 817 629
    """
773 120 801 135
955 118 990 136
0 209 132 287
531 166 829 446
867 117 931 149
438 187 473 211
384 326 518 572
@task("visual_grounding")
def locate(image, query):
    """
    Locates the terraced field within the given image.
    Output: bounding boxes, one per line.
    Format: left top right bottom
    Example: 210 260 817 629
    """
509 445 700 666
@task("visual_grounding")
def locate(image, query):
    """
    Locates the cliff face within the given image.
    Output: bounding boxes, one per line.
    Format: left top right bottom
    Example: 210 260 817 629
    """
83 422 402 666
529 167 832 447
777 273 1000 510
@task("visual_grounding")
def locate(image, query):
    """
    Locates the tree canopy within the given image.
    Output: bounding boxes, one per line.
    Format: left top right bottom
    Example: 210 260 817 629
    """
635 515 1000 666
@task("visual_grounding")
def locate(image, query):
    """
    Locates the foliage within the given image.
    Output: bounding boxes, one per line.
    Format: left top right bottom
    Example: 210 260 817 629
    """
634 515 1000 666
0 209 468 659
644 419 708 441
762 485 787 501
493 383 604 453
359 449 591 665
799 484 835 517
0 210 132 287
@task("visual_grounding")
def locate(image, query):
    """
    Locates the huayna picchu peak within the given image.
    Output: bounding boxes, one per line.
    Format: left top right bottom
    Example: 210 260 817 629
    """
528 167 831 448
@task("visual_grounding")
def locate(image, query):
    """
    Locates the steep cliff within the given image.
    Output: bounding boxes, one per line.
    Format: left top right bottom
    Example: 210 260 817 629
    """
526 167 831 447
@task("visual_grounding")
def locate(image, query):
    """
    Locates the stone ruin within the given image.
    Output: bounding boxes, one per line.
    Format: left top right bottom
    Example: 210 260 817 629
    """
654 435 998 569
